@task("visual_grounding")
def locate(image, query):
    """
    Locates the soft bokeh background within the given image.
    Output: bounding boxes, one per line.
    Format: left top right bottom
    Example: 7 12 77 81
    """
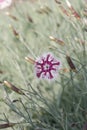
0 0 87 130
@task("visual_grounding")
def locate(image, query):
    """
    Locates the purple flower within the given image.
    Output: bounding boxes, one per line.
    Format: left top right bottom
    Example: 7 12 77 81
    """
82 122 87 130
35 53 61 80
0 0 12 9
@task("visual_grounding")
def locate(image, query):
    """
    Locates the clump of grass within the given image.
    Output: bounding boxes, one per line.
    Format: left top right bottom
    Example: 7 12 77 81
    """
0 0 87 130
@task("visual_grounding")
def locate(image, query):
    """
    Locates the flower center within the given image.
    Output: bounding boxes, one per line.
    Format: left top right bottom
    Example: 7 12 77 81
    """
44 63 50 71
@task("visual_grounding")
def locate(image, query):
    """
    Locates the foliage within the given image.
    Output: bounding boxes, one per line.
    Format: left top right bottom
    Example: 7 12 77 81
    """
0 0 87 130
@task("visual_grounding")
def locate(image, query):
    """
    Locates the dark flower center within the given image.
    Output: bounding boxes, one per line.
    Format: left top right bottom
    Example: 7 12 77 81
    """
44 63 50 70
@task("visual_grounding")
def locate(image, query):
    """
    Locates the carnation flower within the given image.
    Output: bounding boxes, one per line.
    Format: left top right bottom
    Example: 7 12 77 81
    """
35 53 61 80
0 0 12 9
